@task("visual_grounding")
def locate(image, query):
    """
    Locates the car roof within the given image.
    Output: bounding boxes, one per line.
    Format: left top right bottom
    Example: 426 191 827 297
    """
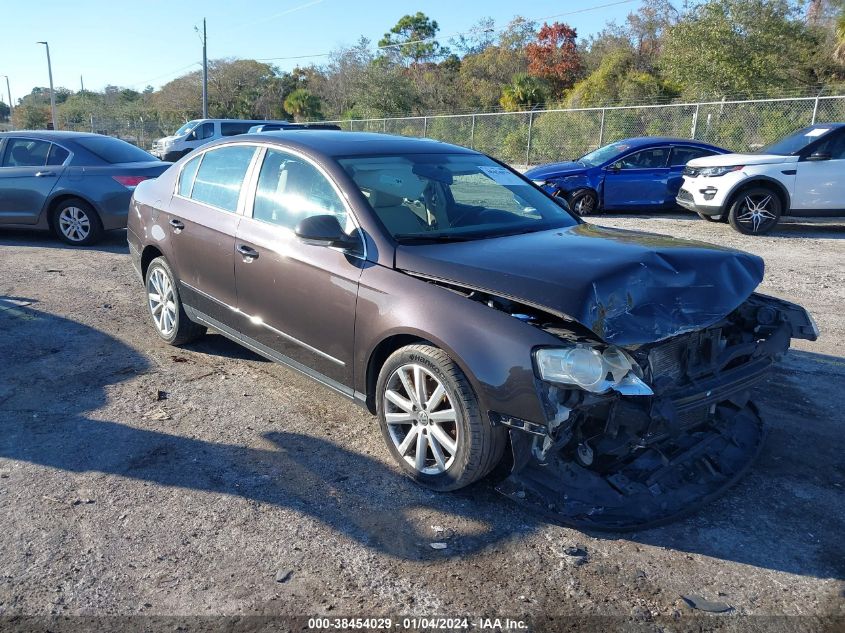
238 130 478 157
611 137 721 148
0 130 103 141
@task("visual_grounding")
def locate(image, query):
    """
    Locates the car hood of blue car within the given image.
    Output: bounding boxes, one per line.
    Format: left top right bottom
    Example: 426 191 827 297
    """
524 161 591 181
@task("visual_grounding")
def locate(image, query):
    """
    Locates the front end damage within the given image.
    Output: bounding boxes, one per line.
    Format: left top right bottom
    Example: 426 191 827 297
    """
493 293 818 530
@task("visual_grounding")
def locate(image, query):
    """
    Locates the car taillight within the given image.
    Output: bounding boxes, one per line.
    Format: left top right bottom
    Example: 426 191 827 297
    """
112 175 149 188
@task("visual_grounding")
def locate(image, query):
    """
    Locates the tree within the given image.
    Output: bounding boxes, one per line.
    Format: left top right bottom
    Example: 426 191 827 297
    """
379 12 447 65
500 73 548 111
284 88 323 121
567 49 679 107
0 101 9 121
11 103 49 129
526 22 583 96
661 0 832 98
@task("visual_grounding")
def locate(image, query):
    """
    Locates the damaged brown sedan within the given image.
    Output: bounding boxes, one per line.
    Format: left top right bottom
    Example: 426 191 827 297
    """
128 131 818 530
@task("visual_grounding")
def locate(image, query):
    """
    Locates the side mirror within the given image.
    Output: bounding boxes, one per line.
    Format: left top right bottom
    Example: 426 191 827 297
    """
295 214 355 248
608 161 622 172
186 131 197 141
806 152 831 161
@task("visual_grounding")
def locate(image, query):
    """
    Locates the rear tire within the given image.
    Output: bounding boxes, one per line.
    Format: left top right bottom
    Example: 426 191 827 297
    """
52 198 104 246
145 257 206 346
728 186 782 235
376 344 506 491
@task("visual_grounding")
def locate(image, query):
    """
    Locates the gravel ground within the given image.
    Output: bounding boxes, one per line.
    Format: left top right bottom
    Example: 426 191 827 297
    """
0 214 843 631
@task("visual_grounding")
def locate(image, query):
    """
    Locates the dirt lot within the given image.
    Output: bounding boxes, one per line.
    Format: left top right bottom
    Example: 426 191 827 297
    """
0 214 843 631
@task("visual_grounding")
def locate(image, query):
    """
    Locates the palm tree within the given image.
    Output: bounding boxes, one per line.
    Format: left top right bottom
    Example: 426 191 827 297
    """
283 89 323 122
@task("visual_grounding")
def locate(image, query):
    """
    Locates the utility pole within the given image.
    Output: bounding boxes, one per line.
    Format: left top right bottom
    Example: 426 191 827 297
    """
80 75 84 92
37 41 58 130
1 75 11 118
200 19 208 118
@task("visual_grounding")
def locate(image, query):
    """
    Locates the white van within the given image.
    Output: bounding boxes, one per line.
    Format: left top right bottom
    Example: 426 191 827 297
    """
151 119 289 161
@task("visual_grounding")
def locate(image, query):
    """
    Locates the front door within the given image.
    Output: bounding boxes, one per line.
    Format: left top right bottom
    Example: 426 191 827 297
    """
603 146 671 210
234 147 364 389
793 130 845 212
0 138 68 224
166 144 257 325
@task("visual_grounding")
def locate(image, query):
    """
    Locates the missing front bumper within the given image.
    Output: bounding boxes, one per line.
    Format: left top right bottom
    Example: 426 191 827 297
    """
497 400 765 531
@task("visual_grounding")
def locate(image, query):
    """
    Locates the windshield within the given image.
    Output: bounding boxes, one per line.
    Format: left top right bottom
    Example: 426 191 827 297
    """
74 136 158 164
757 125 836 155
339 153 578 243
577 142 634 167
174 120 201 137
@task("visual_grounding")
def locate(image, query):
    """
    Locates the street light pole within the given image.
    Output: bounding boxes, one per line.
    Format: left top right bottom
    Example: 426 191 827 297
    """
202 18 208 118
1 75 11 118
37 41 58 130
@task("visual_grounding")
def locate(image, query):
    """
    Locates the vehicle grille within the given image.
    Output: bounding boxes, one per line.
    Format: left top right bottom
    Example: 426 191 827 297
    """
682 166 700 177
646 337 687 383
677 188 693 202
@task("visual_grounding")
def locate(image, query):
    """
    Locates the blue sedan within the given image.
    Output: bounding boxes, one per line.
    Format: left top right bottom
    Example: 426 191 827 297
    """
525 137 728 215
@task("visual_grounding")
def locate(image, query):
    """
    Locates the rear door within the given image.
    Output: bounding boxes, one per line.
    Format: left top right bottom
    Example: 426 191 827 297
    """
602 146 671 210
0 137 68 224
166 143 258 325
667 145 720 205
233 146 364 389
792 128 845 212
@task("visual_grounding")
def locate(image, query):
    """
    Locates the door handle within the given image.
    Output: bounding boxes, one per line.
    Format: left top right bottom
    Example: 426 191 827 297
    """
169 218 185 233
35 171 56 177
237 244 259 262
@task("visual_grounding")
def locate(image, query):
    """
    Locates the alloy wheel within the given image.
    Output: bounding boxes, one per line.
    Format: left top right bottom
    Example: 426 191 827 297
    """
147 267 177 337
383 363 459 475
736 194 778 233
573 193 596 215
58 206 91 242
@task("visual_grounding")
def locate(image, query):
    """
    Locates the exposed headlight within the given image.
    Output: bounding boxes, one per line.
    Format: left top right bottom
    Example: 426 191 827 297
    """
535 344 653 395
699 165 744 177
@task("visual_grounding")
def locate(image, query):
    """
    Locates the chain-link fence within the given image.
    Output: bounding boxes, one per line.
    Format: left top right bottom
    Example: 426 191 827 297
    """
327 95 845 167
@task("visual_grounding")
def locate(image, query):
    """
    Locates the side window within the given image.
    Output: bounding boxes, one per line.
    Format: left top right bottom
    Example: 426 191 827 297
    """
669 146 715 166
190 145 256 213
813 132 845 160
221 122 253 137
178 154 202 197
618 147 670 169
195 122 215 140
2 138 51 167
252 149 347 230
47 144 70 166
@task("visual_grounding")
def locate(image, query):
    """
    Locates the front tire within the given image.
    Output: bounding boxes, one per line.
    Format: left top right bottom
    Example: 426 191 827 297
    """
52 198 104 246
568 189 598 216
376 344 506 491
145 257 206 345
728 187 782 235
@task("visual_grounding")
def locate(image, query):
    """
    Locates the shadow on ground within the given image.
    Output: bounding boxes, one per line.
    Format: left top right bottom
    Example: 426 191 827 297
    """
0 229 129 253
0 299 843 579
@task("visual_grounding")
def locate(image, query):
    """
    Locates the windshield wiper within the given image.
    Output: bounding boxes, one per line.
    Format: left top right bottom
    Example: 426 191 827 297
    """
394 233 476 243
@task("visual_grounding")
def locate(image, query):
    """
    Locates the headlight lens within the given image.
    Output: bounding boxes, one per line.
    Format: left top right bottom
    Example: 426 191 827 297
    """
535 344 653 395
700 165 743 177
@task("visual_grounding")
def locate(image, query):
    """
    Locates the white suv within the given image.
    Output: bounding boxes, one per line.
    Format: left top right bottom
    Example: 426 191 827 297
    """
677 123 845 234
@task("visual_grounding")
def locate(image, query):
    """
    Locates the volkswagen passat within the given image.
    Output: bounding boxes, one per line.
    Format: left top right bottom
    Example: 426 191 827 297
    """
128 131 817 529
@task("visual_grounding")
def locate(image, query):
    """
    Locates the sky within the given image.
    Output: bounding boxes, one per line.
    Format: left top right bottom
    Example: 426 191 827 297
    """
0 0 644 106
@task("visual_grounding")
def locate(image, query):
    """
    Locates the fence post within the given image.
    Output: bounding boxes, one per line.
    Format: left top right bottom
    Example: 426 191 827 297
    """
598 108 606 146
383 118 387 133
811 96 820 124
423 116 428 138
526 111 534 166
691 104 700 139
470 114 476 149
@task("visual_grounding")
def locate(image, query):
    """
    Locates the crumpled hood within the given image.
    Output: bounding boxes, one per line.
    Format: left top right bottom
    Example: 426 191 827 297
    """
524 161 587 181
395 224 764 346
687 153 797 167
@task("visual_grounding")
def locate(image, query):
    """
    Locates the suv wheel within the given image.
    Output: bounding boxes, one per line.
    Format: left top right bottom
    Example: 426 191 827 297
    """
376 344 506 491
52 198 104 245
728 187 782 235
145 257 206 345
569 189 598 216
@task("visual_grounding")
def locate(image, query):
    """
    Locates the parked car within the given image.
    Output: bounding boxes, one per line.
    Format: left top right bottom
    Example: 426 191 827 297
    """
524 137 728 215
677 123 845 235
128 131 817 529
151 119 290 162
247 123 342 133
0 131 169 245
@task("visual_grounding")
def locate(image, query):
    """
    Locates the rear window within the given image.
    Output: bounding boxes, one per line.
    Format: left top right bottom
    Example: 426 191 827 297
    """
73 136 157 164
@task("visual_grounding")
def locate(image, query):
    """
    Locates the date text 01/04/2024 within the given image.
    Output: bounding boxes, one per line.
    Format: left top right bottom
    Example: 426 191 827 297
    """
306 617 528 630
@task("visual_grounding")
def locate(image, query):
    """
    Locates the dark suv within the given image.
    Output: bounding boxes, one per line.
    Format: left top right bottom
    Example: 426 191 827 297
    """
128 131 817 529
